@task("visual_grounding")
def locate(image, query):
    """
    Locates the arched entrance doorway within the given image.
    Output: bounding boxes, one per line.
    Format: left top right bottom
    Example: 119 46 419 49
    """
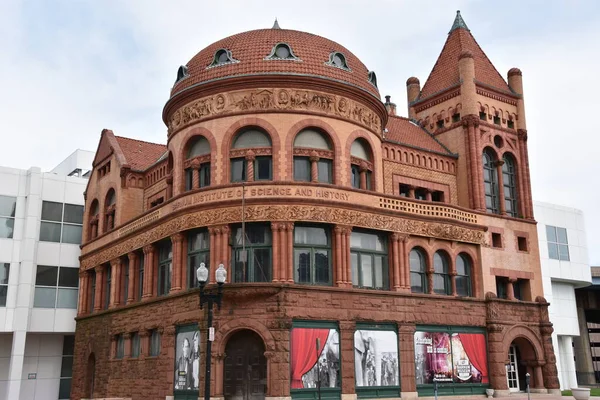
506 338 538 392
224 330 267 400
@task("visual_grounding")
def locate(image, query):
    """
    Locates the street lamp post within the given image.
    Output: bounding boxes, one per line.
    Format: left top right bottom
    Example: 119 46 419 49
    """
197 262 227 400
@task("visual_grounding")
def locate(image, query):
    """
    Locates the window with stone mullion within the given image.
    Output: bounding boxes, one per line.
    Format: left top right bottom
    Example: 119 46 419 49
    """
231 224 272 283
502 155 518 217
350 231 388 290
188 230 210 289
294 226 331 286
483 150 500 214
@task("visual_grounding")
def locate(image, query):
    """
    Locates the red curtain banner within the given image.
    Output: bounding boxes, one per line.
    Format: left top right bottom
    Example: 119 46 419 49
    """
290 328 331 389
458 333 489 383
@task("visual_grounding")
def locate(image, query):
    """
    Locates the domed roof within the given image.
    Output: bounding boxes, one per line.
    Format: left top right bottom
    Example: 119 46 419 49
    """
170 28 380 99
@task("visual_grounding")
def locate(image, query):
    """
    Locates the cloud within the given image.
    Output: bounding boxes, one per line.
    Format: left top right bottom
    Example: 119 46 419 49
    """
0 0 597 262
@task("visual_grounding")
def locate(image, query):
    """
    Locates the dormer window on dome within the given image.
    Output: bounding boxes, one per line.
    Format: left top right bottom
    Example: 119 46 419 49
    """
326 51 350 71
207 48 239 69
264 43 300 61
368 71 377 88
174 65 189 84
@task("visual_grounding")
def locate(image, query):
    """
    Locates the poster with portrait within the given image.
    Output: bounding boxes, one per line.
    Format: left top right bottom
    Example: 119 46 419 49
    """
174 325 200 392
290 327 340 389
414 331 453 384
451 333 488 384
354 330 399 387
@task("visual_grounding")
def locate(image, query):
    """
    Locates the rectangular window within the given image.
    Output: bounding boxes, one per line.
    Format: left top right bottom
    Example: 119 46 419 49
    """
0 263 9 306
199 162 211 187
116 334 125 359
496 276 508 299
290 322 340 391
150 329 161 356
232 224 272 283
318 159 332 184
131 332 140 358
452 113 461 123
517 236 528 252
294 226 331 286
138 253 144 301
355 325 399 389
33 266 79 308
436 120 444 129
431 191 444 202
507 120 515 129
39 201 84 244
188 230 210 289
399 184 410 197
493 116 501 125
350 230 388 290
351 164 361 189
158 242 173 296
231 158 246 182
59 335 74 399
0 195 16 239
491 232 502 248
185 168 194 191
479 112 487 120
293 157 310 181
255 157 272 181
414 329 488 387
546 225 569 261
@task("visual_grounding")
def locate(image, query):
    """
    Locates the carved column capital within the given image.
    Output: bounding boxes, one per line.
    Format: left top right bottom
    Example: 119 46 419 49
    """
517 129 528 141
143 244 154 255
461 114 480 127
309 150 320 163
271 222 282 232
94 265 104 274
171 232 185 244
164 325 176 337
110 257 122 268
127 252 138 263
245 150 256 161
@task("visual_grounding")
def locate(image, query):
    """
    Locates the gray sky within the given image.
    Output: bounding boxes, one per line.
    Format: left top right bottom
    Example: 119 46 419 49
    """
0 0 598 263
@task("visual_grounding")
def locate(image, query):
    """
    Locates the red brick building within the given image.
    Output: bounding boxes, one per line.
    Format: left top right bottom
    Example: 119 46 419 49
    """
72 11 560 400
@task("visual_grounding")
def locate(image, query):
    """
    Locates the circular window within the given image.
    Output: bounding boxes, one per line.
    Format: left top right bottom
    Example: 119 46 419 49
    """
493 135 504 148
275 45 290 59
217 50 229 64
333 54 344 67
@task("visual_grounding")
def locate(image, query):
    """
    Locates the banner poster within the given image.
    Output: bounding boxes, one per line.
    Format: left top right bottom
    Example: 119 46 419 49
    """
354 330 399 387
290 328 340 389
174 327 200 391
414 331 489 385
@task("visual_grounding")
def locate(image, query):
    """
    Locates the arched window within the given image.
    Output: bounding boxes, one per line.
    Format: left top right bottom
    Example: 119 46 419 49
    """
174 65 188 84
293 128 333 184
230 127 273 182
88 199 99 240
265 43 300 61
483 149 499 214
104 189 116 232
433 251 450 295
409 248 427 293
326 51 350 71
502 154 518 217
208 48 239 68
350 139 373 190
368 71 378 88
456 253 472 297
184 136 211 191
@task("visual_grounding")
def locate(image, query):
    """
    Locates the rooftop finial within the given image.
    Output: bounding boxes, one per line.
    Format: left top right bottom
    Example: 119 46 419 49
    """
449 10 469 33
272 18 281 29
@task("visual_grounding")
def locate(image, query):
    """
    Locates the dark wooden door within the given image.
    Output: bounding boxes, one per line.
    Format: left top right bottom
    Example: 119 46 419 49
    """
224 330 266 400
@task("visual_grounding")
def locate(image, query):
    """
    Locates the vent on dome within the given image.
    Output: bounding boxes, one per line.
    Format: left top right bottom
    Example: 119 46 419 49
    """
264 42 301 61
325 51 350 71
368 71 377 88
207 49 239 69
175 65 189 84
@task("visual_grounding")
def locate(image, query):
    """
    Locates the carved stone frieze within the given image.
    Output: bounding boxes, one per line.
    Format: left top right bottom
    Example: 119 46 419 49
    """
81 204 486 269
167 88 382 135
293 148 334 159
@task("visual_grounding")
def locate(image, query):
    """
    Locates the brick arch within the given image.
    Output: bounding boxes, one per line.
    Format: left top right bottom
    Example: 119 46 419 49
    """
215 317 276 355
501 324 544 363
345 129 380 189
285 118 342 184
175 127 218 192
221 117 282 183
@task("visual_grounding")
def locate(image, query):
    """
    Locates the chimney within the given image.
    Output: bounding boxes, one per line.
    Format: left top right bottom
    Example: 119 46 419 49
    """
508 68 526 130
384 95 397 116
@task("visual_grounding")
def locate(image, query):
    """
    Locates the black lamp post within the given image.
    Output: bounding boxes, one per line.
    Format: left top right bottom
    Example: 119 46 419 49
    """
197 262 226 400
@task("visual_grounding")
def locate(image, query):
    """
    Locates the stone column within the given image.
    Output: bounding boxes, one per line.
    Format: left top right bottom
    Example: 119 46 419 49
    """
466 117 484 211
574 302 595 385
541 322 561 393
342 226 352 286
93 265 103 312
127 252 137 304
279 224 289 282
425 190 432 202
507 278 516 300
246 151 255 182
109 258 122 308
359 162 368 190
209 226 218 277
107 213 114 231
212 227 222 284
408 185 415 199
142 244 155 300
486 323 509 393
77 272 87 316
286 222 294 283
271 222 280 282
191 160 200 189
533 362 545 390
334 226 344 287
399 324 417 397
426 253 434 294
391 233 401 291
340 321 356 395
221 225 231 280
310 153 319 183
123 333 132 359
170 233 184 293
399 236 409 290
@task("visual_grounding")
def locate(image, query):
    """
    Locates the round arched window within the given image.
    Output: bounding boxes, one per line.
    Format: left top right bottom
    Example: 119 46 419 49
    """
433 251 450 295
184 136 211 191
230 127 273 182
350 139 373 190
293 129 333 183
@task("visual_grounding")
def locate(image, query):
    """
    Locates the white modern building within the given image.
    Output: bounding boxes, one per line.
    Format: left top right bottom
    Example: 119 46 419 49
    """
534 200 592 390
0 149 93 400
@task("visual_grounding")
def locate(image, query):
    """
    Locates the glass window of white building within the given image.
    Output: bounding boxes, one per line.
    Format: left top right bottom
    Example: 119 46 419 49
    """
39 201 84 244
33 265 79 308
546 225 570 261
